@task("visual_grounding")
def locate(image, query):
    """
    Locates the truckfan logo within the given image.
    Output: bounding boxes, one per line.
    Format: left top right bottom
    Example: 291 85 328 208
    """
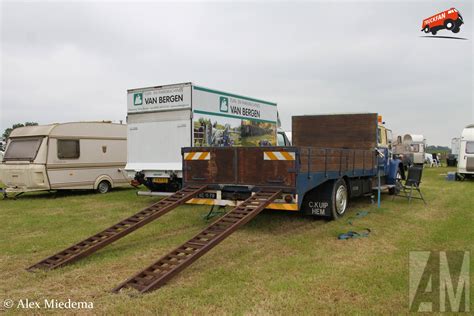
421 8 464 36
133 93 143 106
219 96 229 113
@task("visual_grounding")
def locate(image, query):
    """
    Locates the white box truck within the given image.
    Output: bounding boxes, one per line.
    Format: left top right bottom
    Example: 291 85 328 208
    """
125 82 289 192
457 124 474 179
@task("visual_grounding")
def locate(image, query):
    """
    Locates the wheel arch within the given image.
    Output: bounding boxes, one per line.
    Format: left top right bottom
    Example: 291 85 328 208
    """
94 175 114 190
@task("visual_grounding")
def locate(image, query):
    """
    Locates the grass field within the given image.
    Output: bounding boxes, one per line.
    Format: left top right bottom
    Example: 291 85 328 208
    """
1 167 473 314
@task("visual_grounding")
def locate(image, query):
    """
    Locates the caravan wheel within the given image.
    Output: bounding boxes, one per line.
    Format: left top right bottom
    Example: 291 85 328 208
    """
97 180 111 194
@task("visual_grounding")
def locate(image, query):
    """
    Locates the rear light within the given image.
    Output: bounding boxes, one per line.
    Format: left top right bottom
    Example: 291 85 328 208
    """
284 194 293 203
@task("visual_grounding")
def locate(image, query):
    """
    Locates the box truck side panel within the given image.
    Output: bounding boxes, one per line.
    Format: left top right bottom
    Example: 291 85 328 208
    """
127 84 191 114
126 110 191 177
192 86 278 147
125 83 192 178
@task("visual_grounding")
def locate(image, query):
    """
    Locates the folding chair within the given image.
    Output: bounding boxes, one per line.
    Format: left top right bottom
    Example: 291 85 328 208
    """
393 166 427 204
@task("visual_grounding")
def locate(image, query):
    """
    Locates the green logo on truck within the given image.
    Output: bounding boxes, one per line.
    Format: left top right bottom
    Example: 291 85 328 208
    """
133 93 143 106
219 96 229 113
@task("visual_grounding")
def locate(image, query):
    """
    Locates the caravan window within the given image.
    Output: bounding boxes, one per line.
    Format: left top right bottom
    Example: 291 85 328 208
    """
466 142 474 154
57 139 80 159
409 144 420 152
4 137 43 161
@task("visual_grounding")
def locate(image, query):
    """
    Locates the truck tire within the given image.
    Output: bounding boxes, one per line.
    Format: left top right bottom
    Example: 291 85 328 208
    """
331 179 348 219
452 27 460 33
97 180 111 194
300 178 349 220
431 29 437 35
423 26 430 33
444 20 455 30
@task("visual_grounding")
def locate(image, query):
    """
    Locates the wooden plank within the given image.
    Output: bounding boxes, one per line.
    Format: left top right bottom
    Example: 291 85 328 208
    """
292 113 377 149
299 147 375 173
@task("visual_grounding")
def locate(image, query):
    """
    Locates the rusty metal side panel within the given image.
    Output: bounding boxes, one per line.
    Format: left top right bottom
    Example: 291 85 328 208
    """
182 147 297 189
183 148 234 185
237 147 296 187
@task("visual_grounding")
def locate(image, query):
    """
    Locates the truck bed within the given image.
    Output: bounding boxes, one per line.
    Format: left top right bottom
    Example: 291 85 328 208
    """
182 146 376 196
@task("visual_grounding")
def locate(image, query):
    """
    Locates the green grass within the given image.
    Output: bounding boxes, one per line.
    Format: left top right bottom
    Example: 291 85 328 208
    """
0 167 473 314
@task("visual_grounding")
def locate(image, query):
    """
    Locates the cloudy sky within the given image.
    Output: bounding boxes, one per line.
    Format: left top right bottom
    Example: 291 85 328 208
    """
1 0 472 146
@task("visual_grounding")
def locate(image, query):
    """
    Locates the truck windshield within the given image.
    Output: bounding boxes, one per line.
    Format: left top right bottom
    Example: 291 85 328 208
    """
3 137 43 161
277 133 286 146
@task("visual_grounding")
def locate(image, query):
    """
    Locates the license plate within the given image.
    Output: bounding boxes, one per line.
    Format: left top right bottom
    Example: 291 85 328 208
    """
152 178 169 184
197 192 217 199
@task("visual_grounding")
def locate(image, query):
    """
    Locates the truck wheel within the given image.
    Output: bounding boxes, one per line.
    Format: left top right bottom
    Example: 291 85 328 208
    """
431 29 437 35
444 20 455 30
423 26 430 33
97 180 111 194
452 27 460 33
331 179 348 219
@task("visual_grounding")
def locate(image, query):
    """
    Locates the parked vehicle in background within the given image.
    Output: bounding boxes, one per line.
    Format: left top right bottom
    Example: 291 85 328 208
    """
447 137 461 166
126 82 290 193
0 122 128 197
457 124 474 179
393 134 426 169
421 7 464 35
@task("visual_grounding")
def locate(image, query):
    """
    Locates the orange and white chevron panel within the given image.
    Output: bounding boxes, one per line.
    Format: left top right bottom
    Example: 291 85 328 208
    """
184 152 210 160
263 151 295 161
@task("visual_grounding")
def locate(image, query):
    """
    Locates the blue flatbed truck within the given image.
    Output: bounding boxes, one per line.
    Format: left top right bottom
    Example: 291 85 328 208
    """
182 113 400 218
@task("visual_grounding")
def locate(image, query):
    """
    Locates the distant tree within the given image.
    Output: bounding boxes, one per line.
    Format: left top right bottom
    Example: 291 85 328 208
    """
426 145 450 154
2 122 38 140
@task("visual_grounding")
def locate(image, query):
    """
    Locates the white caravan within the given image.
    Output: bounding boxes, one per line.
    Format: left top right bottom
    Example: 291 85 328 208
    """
0 122 128 197
451 137 461 157
458 124 474 178
126 82 289 192
447 137 461 166
393 134 426 167
402 134 426 165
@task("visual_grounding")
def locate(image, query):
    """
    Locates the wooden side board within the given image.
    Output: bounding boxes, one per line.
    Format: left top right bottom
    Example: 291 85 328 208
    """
292 113 378 150
299 147 375 173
